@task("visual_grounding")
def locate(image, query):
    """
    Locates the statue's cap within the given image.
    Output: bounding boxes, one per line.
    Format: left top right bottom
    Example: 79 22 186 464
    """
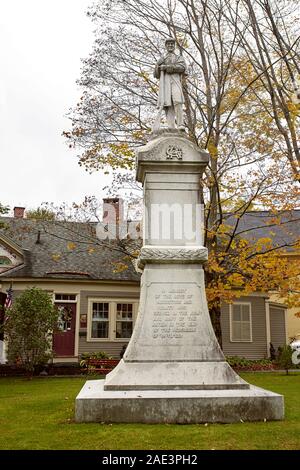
165 37 176 44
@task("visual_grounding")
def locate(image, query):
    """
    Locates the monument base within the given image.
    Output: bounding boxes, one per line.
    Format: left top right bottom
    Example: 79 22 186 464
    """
75 380 284 423
103 359 250 390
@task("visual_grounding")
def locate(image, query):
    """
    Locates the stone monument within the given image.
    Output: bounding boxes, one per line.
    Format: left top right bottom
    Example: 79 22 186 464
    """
75 39 284 423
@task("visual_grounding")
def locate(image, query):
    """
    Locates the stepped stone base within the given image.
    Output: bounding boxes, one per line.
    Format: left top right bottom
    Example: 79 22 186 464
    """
75 380 284 424
103 360 249 390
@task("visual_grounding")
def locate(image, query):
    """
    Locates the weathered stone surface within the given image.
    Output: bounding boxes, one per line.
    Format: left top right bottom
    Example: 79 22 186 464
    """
137 246 208 269
149 128 186 140
136 133 209 183
75 380 284 424
75 132 284 423
104 360 249 391
153 38 186 131
103 263 247 391
117 265 224 363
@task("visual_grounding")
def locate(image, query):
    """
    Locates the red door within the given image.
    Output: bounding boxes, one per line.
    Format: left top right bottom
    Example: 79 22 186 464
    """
53 303 76 356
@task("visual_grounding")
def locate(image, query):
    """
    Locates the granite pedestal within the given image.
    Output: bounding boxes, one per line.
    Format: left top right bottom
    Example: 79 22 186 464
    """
75 131 284 423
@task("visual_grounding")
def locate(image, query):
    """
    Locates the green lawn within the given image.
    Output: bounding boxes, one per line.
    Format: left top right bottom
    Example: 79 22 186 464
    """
0 373 299 450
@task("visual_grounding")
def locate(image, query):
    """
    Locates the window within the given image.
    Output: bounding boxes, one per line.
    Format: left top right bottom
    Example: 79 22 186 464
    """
91 302 109 338
0 256 12 266
230 303 252 342
57 305 72 332
55 294 76 302
116 303 133 338
87 299 137 341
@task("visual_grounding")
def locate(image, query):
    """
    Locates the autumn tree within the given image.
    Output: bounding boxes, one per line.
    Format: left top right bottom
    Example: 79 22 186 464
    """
64 0 300 345
227 0 300 180
26 207 57 221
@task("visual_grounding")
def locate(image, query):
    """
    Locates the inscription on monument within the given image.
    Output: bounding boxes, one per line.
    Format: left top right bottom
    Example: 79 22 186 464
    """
151 284 201 341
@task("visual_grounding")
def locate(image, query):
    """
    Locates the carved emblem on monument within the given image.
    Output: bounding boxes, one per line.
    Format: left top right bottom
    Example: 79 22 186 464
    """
166 145 183 160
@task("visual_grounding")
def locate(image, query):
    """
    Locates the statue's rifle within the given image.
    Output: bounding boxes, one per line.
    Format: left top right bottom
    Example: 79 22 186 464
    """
152 65 165 133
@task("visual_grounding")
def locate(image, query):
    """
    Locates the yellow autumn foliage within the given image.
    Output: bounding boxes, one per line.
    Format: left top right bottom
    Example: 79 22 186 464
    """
205 234 300 314
67 242 76 251
112 261 129 273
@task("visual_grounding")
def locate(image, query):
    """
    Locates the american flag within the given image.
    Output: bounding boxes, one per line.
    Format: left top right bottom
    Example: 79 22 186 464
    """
4 286 13 310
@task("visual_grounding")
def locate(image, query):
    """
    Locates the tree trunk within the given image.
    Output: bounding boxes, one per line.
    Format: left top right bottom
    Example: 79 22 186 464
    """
209 303 223 349
204 270 223 349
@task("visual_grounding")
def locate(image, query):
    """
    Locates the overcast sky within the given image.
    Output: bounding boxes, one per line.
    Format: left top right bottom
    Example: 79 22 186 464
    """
0 0 111 214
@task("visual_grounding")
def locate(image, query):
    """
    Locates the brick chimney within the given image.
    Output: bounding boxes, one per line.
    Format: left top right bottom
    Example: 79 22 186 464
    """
103 198 124 224
13 207 25 218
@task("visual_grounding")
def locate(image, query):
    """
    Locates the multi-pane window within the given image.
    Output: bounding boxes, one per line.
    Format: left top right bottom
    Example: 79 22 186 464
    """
230 303 252 342
116 303 133 338
88 300 136 341
91 302 109 338
57 305 72 332
55 294 76 302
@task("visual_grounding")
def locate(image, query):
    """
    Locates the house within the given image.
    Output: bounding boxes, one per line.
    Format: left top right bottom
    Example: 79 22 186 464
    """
0 200 298 364
224 210 300 346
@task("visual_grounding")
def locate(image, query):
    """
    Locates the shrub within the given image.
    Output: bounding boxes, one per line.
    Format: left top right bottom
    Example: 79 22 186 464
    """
79 351 112 369
269 342 276 361
80 351 111 360
277 345 293 375
226 356 275 371
4 288 59 375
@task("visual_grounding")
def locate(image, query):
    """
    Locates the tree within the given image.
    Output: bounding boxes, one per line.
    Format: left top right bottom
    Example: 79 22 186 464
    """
230 0 300 180
4 288 59 375
64 0 300 346
0 203 9 215
26 198 143 265
26 207 56 221
0 203 9 229
65 0 300 175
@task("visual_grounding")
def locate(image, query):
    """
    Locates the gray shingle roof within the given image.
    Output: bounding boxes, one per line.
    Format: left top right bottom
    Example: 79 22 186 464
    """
0 218 140 282
224 210 300 251
0 210 299 281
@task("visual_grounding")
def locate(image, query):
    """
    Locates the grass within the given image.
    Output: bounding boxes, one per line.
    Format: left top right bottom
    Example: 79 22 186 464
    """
0 373 299 450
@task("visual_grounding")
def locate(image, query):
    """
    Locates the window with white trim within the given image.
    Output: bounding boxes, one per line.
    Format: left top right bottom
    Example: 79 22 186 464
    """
116 303 133 338
91 302 109 339
230 303 252 342
55 293 77 302
87 299 137 341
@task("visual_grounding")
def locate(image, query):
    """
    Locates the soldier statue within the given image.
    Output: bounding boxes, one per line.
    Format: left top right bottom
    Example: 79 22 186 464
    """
153 37 186 131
